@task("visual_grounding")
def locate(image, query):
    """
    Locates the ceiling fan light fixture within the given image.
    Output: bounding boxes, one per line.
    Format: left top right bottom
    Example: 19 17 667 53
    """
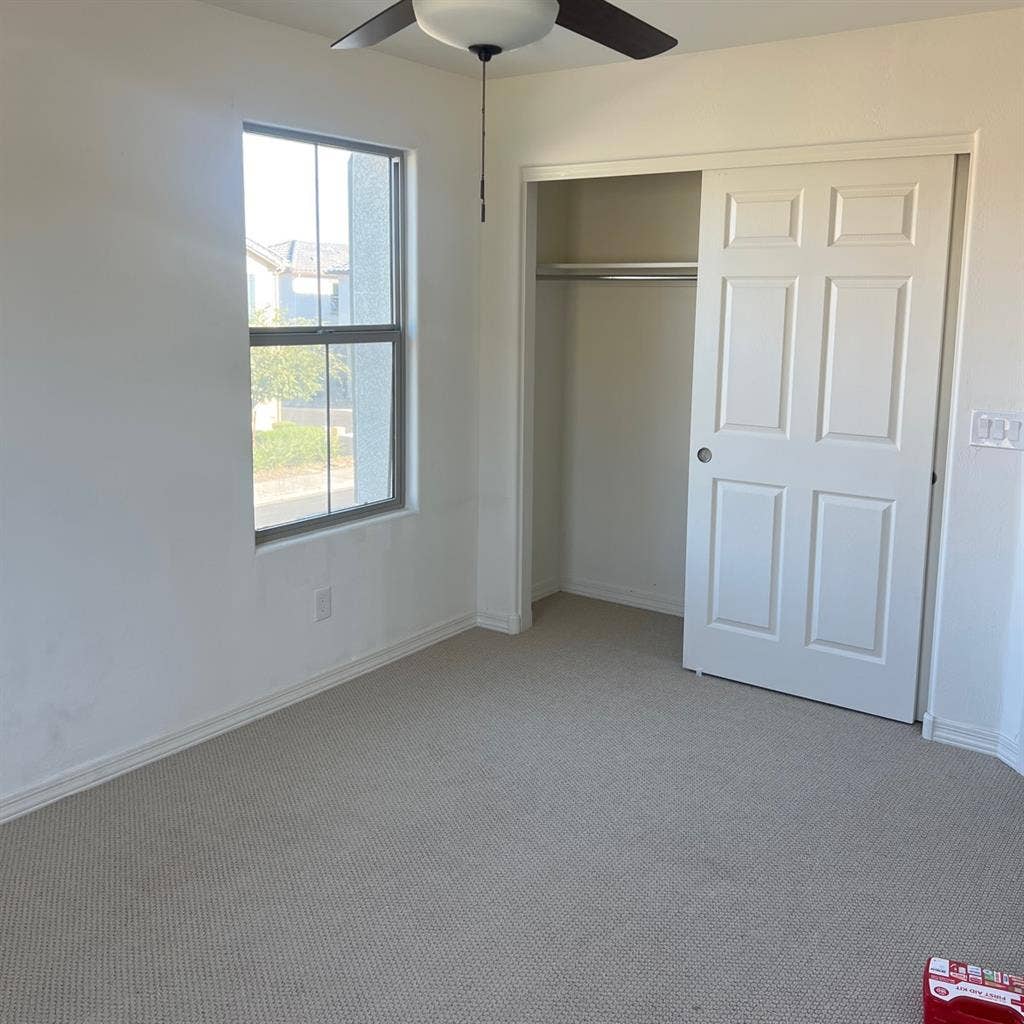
411 0 559 52
333 0 677 224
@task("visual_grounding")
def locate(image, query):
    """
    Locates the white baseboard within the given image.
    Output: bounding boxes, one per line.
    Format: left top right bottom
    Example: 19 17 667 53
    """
923 712 1022 775
531 577 560 601
0 612 478 824
561 577 684 617
475 611 523 634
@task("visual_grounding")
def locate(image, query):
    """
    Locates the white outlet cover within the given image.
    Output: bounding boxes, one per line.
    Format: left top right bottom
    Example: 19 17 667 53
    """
314 586 332 621
970 410 1024 450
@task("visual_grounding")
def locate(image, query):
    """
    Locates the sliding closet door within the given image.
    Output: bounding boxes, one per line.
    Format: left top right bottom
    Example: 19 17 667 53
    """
683 155 955 722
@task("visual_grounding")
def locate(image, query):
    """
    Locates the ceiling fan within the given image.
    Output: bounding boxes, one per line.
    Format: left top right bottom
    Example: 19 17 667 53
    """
332 0 678 221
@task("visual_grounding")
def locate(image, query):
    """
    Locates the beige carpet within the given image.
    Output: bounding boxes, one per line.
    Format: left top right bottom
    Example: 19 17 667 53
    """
1 593 1022 1023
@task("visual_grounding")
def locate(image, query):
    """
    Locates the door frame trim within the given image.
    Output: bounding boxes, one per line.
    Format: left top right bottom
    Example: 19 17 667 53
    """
513 131 977 723
520 133 976 182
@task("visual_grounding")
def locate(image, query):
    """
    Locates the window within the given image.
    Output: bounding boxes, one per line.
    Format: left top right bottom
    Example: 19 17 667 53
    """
243 124 404 541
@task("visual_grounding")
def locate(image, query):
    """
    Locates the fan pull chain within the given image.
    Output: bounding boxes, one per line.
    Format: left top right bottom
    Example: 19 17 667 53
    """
480 53 487 223
469 44 500 224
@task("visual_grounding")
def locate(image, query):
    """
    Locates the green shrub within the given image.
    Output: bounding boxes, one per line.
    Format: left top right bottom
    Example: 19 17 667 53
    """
252 421 327 474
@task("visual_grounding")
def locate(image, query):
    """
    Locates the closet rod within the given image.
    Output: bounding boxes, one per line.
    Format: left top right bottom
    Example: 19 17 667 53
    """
536 273 697 282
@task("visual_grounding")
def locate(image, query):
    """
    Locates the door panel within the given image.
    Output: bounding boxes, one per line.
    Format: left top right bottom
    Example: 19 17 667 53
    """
807 491 893 657
830 184 917 246
725 189 803 248
819 276 909 445
684 155 954 722
710 480 785 637
718 278 795 435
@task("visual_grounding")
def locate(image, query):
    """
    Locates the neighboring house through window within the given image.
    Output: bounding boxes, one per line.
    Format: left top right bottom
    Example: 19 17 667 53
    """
242 124 404 541
245 239 352 325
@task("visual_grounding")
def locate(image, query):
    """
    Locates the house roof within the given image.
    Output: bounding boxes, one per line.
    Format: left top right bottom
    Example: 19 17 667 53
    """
245 238 350 276
245 237 286 272
270 240 349 275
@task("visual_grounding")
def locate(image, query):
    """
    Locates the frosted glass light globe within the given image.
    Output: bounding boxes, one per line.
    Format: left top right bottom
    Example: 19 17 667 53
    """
412 0 559 52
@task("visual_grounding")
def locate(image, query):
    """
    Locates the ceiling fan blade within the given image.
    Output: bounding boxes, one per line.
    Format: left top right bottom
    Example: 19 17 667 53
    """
331 0 416 50
556 0 676 59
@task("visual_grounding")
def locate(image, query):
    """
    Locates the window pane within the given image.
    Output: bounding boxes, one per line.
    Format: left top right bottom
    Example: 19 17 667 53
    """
243 133 318 328
251 345 328 530
330 342 394 512
316 145 351 327
347 152 394 326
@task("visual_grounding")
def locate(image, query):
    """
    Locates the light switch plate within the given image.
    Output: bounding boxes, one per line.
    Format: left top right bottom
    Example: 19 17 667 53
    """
970 410 1024 450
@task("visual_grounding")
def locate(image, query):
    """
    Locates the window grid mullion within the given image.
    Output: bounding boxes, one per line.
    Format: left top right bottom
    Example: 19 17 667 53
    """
325 344 331 514
249 327 400 347
314 145 323 328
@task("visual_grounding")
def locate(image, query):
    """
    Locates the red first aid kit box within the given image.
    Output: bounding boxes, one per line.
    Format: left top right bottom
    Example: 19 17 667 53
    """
924 957 1024 1023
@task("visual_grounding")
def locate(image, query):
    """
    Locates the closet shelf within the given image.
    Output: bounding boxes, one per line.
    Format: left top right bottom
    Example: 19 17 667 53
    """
536 261 698 281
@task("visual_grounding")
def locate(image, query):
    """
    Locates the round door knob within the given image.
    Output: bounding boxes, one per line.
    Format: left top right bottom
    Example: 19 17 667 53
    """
697 447 712 463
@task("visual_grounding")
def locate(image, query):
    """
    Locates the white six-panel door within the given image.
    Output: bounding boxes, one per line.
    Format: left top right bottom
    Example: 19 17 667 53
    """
683 156 955 722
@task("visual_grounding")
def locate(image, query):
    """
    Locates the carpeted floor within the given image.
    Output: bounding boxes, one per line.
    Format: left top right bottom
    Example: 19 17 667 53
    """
2 594 1022 1023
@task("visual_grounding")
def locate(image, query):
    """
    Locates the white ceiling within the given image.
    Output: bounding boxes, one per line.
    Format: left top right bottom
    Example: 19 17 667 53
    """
205 0 1021 78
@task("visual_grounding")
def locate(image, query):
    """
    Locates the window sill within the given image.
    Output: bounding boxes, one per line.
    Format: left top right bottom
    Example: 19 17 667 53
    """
255 504 415 552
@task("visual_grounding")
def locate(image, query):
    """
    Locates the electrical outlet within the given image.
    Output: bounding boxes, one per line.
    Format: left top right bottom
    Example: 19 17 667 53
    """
314 586 332 622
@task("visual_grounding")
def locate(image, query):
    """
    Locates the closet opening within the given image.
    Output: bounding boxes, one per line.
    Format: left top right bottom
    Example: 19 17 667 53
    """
529 171 701 620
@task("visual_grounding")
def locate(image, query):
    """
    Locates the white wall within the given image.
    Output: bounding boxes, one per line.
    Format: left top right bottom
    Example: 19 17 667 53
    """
1004 496 1024 770
479 9 1024 757
0 0 480 806
531 281 695 613
558 282 694 614
531 282 567 597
